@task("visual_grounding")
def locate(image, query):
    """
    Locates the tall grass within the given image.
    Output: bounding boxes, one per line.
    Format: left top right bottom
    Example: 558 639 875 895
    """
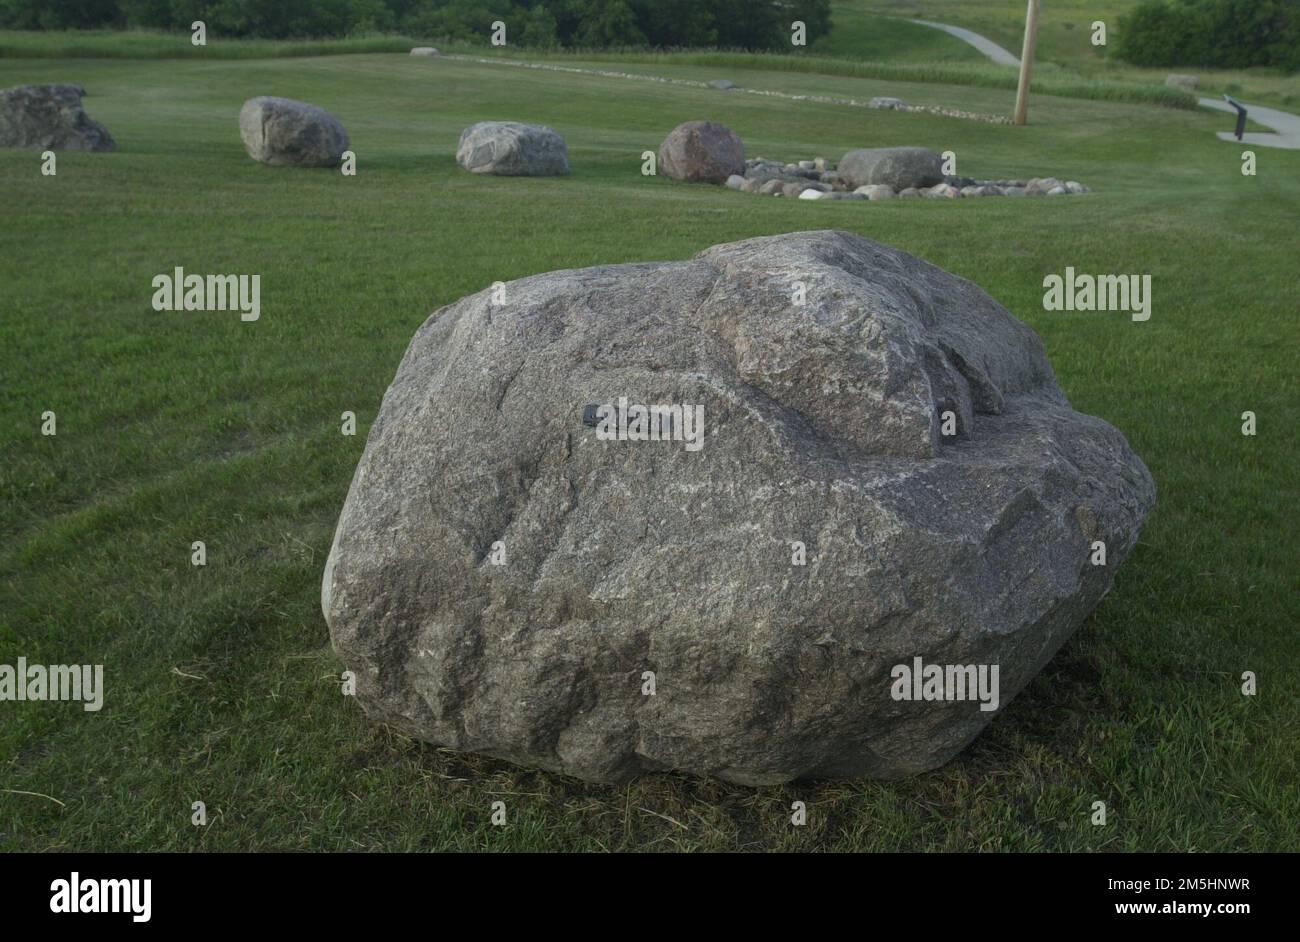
0 29 1199 110
443 44 1199 109
0 29 421 60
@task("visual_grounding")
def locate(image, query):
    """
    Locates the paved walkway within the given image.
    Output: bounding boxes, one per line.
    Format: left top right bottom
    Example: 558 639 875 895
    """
907 18 1020 67
1198 96 1300 150
906 17 1300 149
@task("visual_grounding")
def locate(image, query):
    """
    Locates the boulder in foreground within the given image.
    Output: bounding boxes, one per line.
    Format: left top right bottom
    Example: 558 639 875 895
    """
456 121 569 176
0 84 116 151
324 230 1155 785
239 96 349 168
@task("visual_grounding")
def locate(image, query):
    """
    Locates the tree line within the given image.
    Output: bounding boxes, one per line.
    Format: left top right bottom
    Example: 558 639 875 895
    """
1117 0 1299 71
0 0 833 50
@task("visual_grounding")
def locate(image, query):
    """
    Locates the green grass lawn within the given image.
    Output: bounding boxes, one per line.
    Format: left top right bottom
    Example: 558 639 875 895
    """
1 47 1297 851
812 1 985 62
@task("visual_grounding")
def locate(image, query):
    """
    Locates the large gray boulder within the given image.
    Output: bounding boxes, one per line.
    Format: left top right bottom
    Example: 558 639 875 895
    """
659 120 744 184
838 146 944 191
456 121 569 176
323 230 1155 786
239 96 349 168
0 84 116 151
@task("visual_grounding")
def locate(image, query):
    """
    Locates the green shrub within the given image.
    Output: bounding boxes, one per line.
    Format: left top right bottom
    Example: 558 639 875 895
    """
1117 0 1300 72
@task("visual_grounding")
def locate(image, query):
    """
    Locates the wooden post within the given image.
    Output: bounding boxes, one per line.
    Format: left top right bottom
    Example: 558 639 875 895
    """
1013 0 1040 126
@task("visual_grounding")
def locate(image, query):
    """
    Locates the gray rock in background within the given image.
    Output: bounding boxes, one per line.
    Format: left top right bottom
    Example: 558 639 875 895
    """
456 120 570 176
659 120 744 184
324 230 1155 785
0 84 116 151
1165 74 1199 91
239 96 349 168
838 146 944 191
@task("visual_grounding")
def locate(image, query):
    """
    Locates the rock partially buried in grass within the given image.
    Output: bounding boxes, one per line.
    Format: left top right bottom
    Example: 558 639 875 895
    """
659 120 744 184
456 121 569 176
410 47 440 56
239 96 349 168
924 182 961 199
838 146 944 191
0 84 116 151
323 229 1156 785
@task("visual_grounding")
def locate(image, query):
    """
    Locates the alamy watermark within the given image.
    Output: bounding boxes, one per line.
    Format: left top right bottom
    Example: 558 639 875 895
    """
50 872 150 922
890 656 999 712
583 397 704 451
151 267 260 321
1 658 104 711
1042 267 1150 322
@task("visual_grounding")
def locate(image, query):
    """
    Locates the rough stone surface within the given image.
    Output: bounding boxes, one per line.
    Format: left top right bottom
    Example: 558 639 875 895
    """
869 96 906 110
0 84 116 151
239 96 348 168
324 229 1156 785
1025 177 1063 196
856 184 896 200
456 120 569 176
725 174 746 190
839 146 944 191
659 120 744 184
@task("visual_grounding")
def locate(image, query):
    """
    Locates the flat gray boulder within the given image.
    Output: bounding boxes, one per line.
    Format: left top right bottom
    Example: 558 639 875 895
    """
324 230 1155 785
456 121 569 176
0 84 116 151
839 146 944 191
659 120 744 184
239 96 348 168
